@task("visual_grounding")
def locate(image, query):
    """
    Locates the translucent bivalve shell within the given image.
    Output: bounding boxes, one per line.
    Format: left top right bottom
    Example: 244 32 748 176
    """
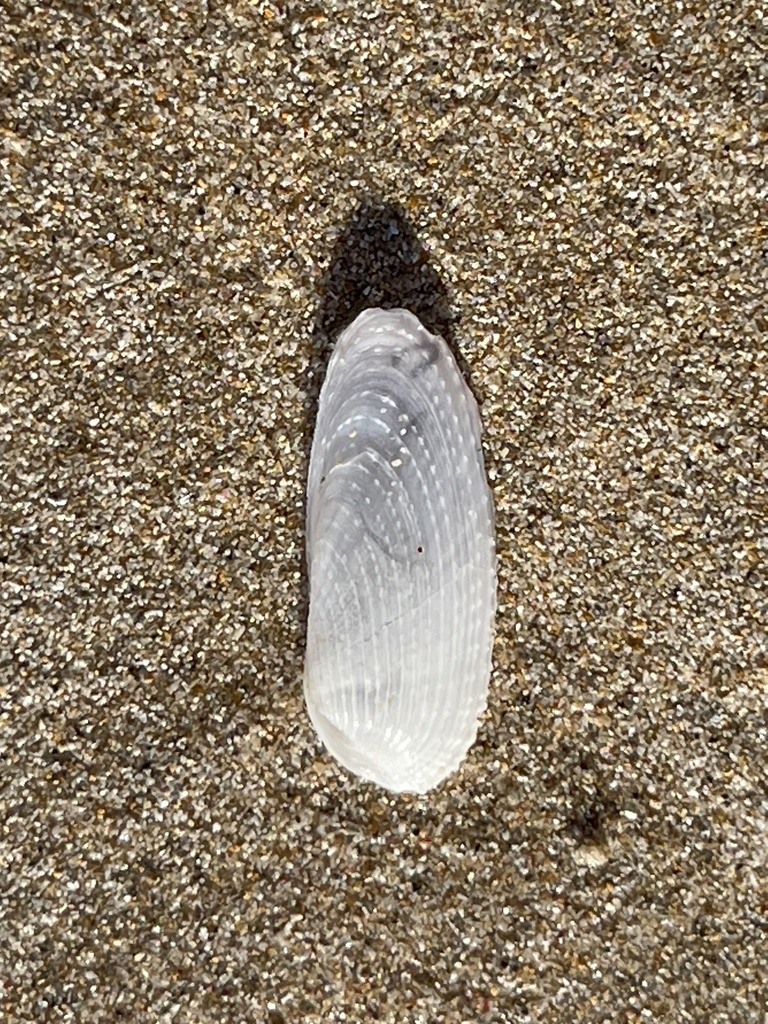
304 308 496 793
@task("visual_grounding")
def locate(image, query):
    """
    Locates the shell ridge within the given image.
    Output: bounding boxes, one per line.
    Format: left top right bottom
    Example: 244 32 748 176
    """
387 341 466 745
405 347 485 756
403 562 486 777
314 529 385 737
407 359 480 570
389 326 488 781
389 411 448 753
310 497 411 746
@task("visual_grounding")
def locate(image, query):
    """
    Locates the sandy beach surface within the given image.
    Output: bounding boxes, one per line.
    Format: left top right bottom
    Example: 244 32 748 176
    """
2 2 766 1021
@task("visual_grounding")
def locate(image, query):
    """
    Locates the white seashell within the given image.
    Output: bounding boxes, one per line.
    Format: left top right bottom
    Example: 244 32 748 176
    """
304 308 496 793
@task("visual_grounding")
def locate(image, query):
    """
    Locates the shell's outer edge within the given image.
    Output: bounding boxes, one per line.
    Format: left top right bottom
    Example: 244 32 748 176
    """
304 306 497 794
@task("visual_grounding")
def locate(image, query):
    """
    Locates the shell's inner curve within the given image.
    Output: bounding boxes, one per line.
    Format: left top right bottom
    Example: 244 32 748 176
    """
304 307 496 793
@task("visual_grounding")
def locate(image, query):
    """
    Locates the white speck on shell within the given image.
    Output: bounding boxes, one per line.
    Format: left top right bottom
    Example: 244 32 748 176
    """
304 308 497 794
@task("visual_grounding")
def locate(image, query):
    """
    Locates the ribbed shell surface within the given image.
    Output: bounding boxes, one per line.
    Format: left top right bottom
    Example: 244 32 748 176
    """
304 308 496 793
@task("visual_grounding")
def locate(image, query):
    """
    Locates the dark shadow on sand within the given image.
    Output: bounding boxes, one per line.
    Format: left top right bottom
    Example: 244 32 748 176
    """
312 198 458 363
